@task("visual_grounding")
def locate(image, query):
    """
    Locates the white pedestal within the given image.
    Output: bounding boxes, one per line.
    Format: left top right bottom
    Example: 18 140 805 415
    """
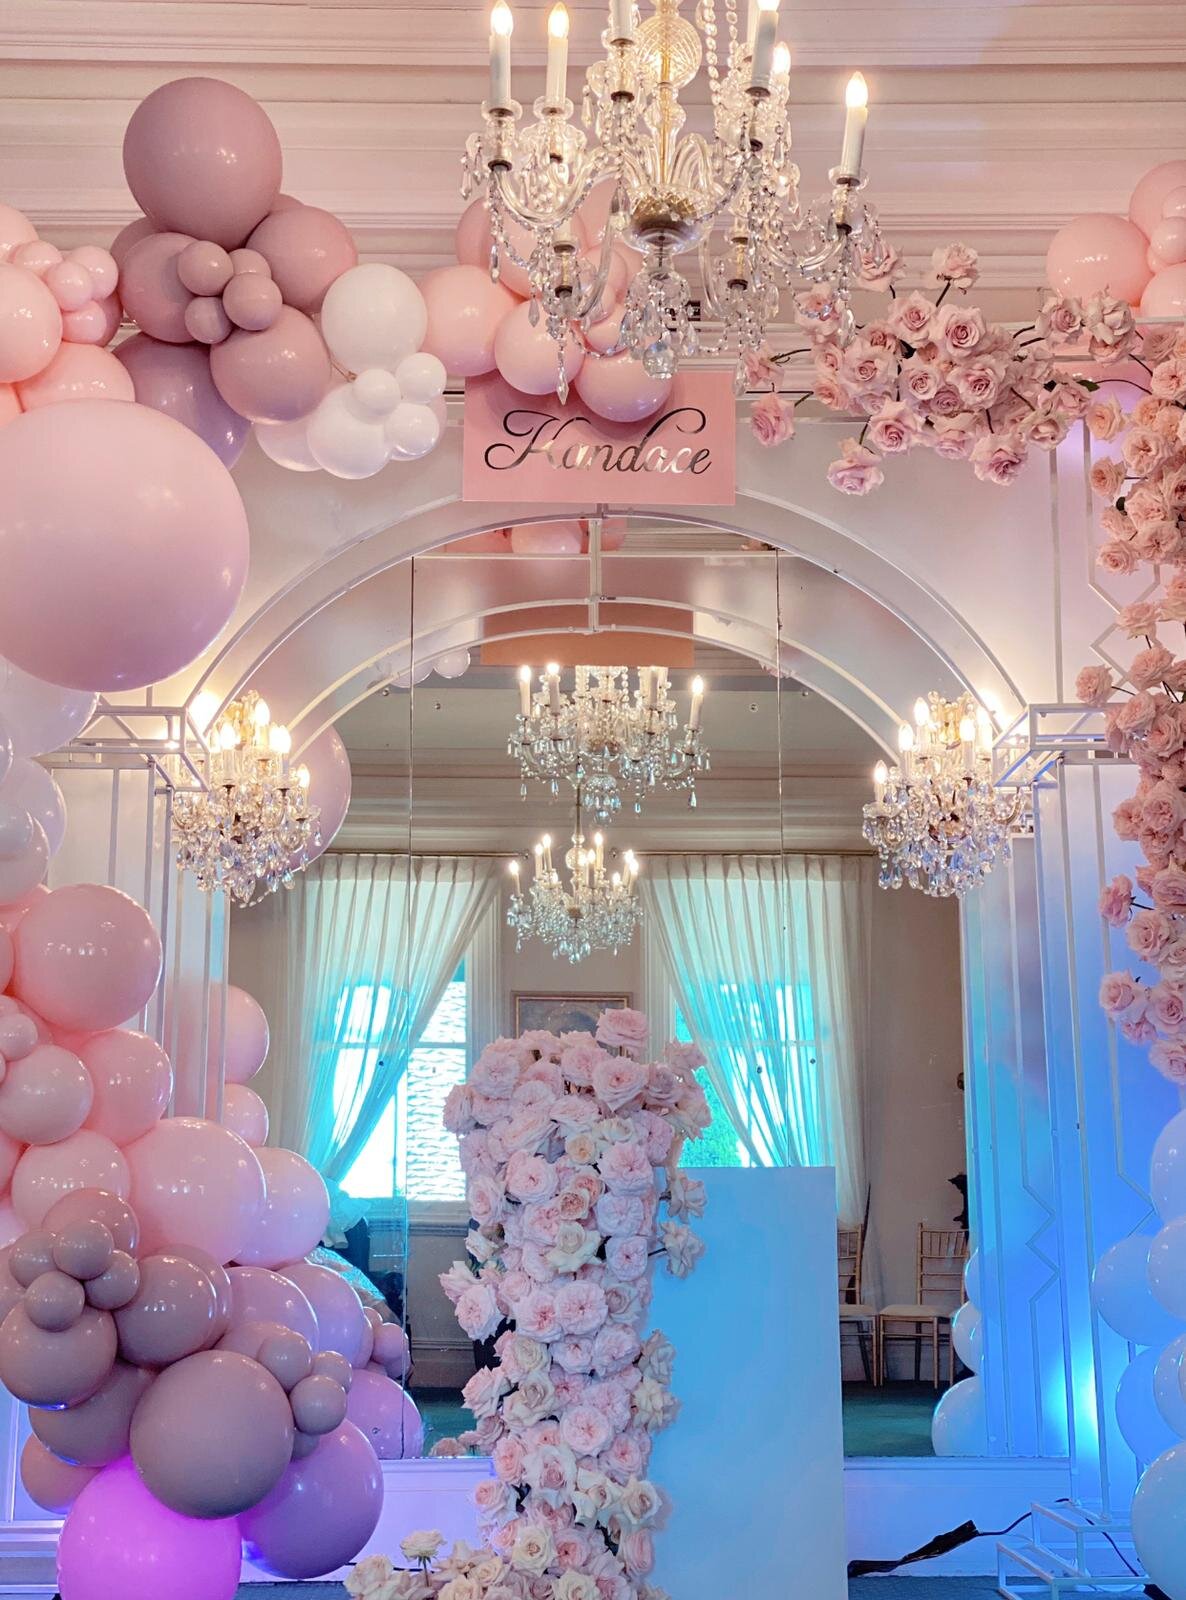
649 1167 848 1600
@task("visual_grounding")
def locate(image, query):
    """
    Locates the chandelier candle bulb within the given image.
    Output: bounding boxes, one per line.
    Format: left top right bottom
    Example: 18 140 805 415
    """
489 1 514 109
518 665 532 717
873 760 888 805
772 41 791 83
750 0 780 92
609 0 634 44
839 71 868 179
689 675 705 732
547 663 562 714
546 3 570 105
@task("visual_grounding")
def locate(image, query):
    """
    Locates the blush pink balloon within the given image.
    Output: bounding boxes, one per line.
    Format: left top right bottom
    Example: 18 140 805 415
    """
57 1457 243 1600
230 248 271 277
79 1030 172 1145
1150 217 1186 268
240 1419 383 1580
118 232 195 344
126 1116 266 1265
228 1265 319 1349
372 1320 410 1378
297 725 352 865
11 241 63 278
0 264 62 383
280 1261 366 1363
0 400 250 692
345 1367 423 1458
122 77 283 250
454 196 580 300
109 216 157 268
0 1043 93 1145
209 984 270 1084
1142 264 1186 320
494 299 584 396
509 520 584 555
60 293 123 347
20 1435 98 1513
1131 161 1186 240
0 383 19 427
221 272 283 332
114 333 250 468
1045 213 1152 306
12 884 162 1033
0 203 37 262
420 264 520 378
247 205 359 313
234 1148 329 1270
30 1358 153 1466
575 351 673 422
11 1132 130 1228
15 343 134 411
0 926 12 990
221 1084 269 1147
176 240 233 298
209 305 331 422
45 260 96 314
67 247 118 303
442 528 512 554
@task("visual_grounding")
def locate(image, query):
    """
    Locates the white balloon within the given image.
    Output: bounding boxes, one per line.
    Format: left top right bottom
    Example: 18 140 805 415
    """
0 814 48 904
351 368 402 417
1119 1347 1181 1463
931 1376 988 1456
384 401 441 461
320 264 427 377
306 386 391 480
0 759 65 857
1133 1443 1186 1596
1094 1234 1183 1345
964 1247 982 1307
395 352 447 404
1152 1109 1186 1223
0 802 33 859
0 660 96 759
1156 1332 1186 1436
434 650 470 680
255 416 322 473
0 714 11 789
1149 1221 1186 1324
951 1301 982 1373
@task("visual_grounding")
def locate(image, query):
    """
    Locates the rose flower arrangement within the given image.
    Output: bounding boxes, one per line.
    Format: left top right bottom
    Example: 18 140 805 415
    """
345 1008 710 1600
748 243 1136 496
1068 317 1186 1082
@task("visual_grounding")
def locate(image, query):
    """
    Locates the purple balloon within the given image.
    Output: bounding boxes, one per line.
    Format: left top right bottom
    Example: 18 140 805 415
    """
209 305 331 423
118 232 194 344
57 1457 242 1600
240 1420 382 1579
345 1367 423 1459
114 333 249 467
122 77 283 250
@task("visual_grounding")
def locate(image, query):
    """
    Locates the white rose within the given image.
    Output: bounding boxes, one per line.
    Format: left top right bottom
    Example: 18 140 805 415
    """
511 1525 555 1577
400 1530 445 1566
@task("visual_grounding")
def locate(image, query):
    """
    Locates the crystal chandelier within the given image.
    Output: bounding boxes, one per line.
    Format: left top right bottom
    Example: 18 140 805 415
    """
509 663 707 822
173 693 321 906
508 826 642 962
465 0 890 389
861 693 1023 899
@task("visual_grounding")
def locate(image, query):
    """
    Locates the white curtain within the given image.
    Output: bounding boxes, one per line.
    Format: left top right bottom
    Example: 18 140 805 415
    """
641 854 872 1222
268 853 497 1182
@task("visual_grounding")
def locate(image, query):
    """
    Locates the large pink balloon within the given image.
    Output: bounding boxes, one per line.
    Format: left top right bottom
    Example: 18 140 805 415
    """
494 299 584 396
510 520 584 555
30 1359 153 1466
118 233 194 343
130 1348 294 1518
0 1043 93 1145
122 77 283 250
0 1302 116 1406
420 264 519 378
0 264 62 383
126 1116 265 1264
298 725 352 865
0 400 250 692
12 1133 130 1229
1131 161 1186 240
1142 264 1186 320
228 1265 319 1349
20 1436 98 1513
345 1367 423 1459
1045 213 1152 306
80 1030 172 1146
57 1457 242 1600
235 1149 329 1270
220 1083 269 1147
454 197 587 300
0 203 38 262
280 1261 366 1362
247 205 358 313
0 927 11 993
109 216 157 268
114 333 250 468
15 344 134 411
240 1419 383 1579
209 985 269 1085
575 351 673 422
13 884 162 1032
209 305 332 423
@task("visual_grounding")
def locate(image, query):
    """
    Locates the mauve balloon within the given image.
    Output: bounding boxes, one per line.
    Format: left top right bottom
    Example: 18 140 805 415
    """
114 333 250 469
10 1230 57 1288
209 306 331 424
240 1420 383 1579
85 1251 140 1312
12 885 162 1034
57 1456 242 1600
130 1348 294 1518
373 1320 410 1378
52 1219 115 1283
280 1261 366 1364
44 1188 139 1257
0 1244 24 1322
0 1303 116 1406
312 1348 353 1393
227 1265 319 1350
247 205 358 313
20 1435 97 1513
289 1371 347 1436
122 77 283 250
118 232 194 344
256 1326 314 1392
114 1252 221 1367
109 216 156 268
25 1269 86 1332
30 1358 152 1466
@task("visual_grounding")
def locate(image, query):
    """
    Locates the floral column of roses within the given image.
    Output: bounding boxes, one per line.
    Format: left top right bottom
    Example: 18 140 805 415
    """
415 1008 709 1600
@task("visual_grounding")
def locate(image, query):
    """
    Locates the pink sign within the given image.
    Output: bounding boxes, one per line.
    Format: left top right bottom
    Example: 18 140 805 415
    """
462 370 736 506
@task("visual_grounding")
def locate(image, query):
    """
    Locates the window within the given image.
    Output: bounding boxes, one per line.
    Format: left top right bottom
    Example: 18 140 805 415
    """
674 1005 746 1170
335 965 469 1204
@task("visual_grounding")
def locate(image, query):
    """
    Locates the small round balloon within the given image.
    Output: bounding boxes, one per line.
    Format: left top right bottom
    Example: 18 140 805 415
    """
114 1252 222 1368
209 984 270 1085
1045 213 1151 306
931 1374 989 1456
20 1436 98 1514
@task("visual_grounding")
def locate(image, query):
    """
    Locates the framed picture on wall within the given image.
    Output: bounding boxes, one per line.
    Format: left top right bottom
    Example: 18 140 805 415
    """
514 993 631 1039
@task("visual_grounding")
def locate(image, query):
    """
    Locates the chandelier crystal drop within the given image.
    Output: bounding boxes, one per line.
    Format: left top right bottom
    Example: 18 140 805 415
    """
173 693 321 906
507 828 643 962
509 663 707 822
861 692 1022 899
465 0 891 390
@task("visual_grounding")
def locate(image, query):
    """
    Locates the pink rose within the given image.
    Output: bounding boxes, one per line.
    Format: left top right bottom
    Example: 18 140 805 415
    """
1022 405 1070 450
749 392 797 447
555 1279 609 1336
1149 982 1186 1035
742 347 781 390
935 302 986 357
1128 909 1174 961
595 1192 645 1237
841 337 896 397
1036 293 1083 341
1075 665 1114 706
794 286 842 332
560 1040 611 1089
467 1172 506 1226
605 1235 649 1281
1085 396 1126 441
591 1055 649 1111
1098 874 1134 928
595 1008 649 1056
1083 292 1136 359
474 1476 512 1524
507 1150 560 1202
930 242 979 288
1130 646 1176 690
1123 426 1169 477
620 1530 655 1578
857 243 903 292
1151 1039 1186 1082
1118 600 1161 638
463 1364 508 1420
887 291 936 344
560 1404 614 1457
443 1083 476 1135
502 1104 553 1155
599 1140 654 1196
592 1322 642 1377
867 398 925 455
518 1287 562 1342
813 372 852 412
553 1336 594 1374
455 1282 502 1340
1097 540 1138 577
970 432 1026 486
1154 866 1186 913
827 437 884 495
954 356 1007 410
604 1429 648 1483
928 411 983 460
472 1043 523 1099
1089 458 1126 499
